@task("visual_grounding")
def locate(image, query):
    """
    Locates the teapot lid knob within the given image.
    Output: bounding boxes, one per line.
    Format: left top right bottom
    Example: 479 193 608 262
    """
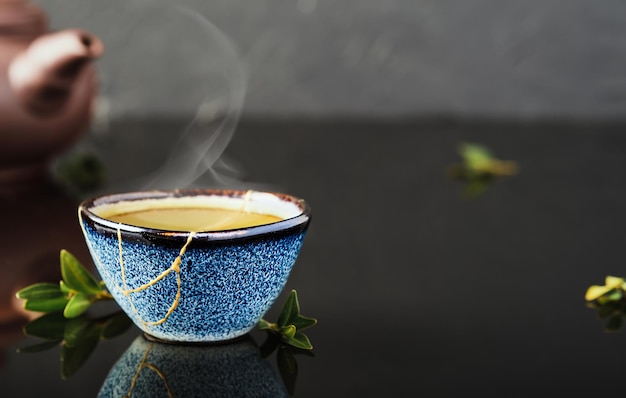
0 0 48 38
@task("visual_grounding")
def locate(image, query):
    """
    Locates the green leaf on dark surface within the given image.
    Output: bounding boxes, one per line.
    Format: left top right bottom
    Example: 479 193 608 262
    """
64 292 92 318
260 289 316 351
281 325 296 339
285 332 313 350
277 290 300 327
291 315 317 331
460 142 493 173
60 250 102 295
257 319 274 331
17 339 62 353
100 312 132 340
23 312 67 340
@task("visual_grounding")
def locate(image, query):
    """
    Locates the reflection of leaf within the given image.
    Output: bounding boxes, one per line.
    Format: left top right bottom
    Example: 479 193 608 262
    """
277 346 298 396
19 310 133 379
101 312 133 340
17 340 62 353
463 178 491 199
259 333 281 359
596 302 619 319
257 330 315 396
64 317 99 348
60 250 102 295
23 312 67 340
61 332 100 379
605 315 623 332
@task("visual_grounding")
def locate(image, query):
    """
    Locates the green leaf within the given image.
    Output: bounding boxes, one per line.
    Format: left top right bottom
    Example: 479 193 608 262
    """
23 312 67 340
291 315 317 331
63 293 92 319
606 290 623 302
100 312 132 340
60 280 72 295
19 283 69 312
257 319 274 331
277 290 300 327
17 340 62 353
60 250 102 295
460 142 493 173
285 332 313 350
23 297 69 313
281 324 296 339
16 283 64 300
586 285 614 301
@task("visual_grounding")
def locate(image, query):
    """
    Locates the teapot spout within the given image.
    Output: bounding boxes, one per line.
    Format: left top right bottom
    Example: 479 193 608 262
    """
8 29 104 117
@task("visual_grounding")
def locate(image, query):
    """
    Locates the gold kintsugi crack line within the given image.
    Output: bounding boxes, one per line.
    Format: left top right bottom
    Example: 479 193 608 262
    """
125 343 174 398
78 190 256 330
117 228 196 327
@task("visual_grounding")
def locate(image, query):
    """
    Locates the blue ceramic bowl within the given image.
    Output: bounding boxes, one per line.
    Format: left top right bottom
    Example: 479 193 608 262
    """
99 335 287 397
78 189 310 343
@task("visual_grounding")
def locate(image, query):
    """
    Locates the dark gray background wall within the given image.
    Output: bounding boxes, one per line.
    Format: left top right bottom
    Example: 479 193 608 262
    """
36 0 626 120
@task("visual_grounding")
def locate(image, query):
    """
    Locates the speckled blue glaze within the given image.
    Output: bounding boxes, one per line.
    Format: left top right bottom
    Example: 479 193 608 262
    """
79 190 310 343
99 335 287 398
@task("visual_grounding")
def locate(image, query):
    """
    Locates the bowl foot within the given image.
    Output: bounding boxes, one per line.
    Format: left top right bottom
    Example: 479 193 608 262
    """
142 332 250 346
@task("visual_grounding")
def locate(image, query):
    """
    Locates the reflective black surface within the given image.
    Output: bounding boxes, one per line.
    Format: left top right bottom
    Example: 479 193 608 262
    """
3 118 626 396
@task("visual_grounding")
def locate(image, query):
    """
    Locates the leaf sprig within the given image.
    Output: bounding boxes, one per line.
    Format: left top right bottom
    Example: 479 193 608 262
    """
16 250 318 351
258 290 317 350
447 142 519 198
16 250 112 318
585 275 626 331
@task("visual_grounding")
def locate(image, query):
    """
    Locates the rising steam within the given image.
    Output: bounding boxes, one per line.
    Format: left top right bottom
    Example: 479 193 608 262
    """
140 3 248 190
78 0 250 194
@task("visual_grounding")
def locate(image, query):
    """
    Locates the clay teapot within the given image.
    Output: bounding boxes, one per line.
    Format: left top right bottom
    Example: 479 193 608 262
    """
0 0 104 194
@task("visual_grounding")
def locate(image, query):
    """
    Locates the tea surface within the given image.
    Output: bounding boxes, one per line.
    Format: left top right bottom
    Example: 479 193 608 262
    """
105 207 283 232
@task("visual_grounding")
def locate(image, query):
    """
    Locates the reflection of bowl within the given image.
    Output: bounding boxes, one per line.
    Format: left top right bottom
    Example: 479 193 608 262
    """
99 335 288 397
79 189 311 343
